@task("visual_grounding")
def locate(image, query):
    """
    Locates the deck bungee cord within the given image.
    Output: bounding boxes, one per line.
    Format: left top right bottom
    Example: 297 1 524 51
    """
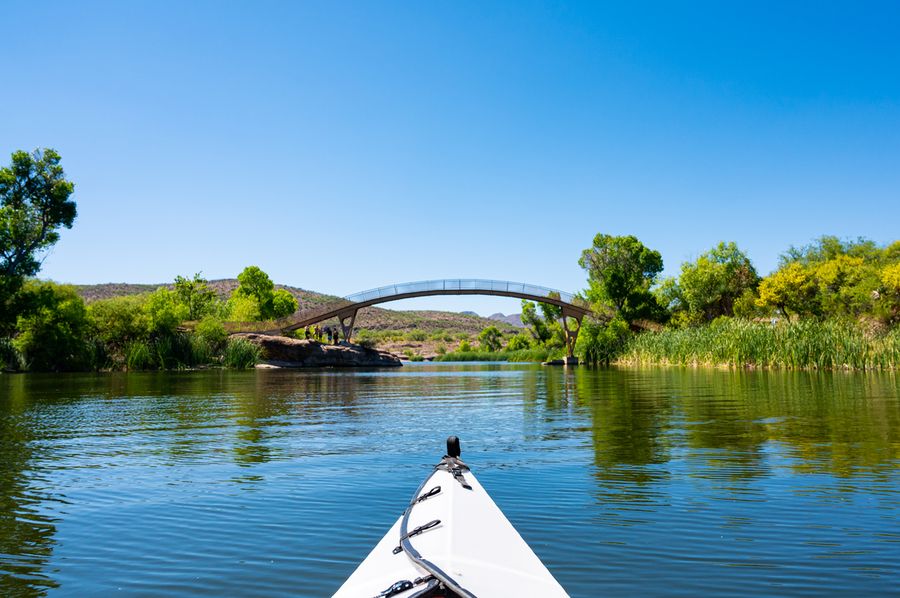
378 437 477 598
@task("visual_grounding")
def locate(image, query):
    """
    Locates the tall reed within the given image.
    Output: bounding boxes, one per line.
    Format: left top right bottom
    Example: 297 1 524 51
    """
223 338 261 369
621 319 900 371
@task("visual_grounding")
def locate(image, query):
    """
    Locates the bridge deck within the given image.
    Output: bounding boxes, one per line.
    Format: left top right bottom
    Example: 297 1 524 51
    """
226 279 591 335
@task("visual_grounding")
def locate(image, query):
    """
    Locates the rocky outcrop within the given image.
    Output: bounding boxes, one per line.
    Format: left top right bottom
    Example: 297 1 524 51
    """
233 333 402 368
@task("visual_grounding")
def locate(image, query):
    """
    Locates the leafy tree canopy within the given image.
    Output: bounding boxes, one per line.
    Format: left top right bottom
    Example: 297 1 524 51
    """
477 325 502 352
756 262 820 318
678 242 759 322
579 233 664 323
231 266 297 320
174 272 218 320
13 281 92 371
780 235 881 266
0 149 76 331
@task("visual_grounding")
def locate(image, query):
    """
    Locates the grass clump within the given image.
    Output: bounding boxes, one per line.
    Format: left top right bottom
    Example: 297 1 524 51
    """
621 318 900 371
223 337 261 369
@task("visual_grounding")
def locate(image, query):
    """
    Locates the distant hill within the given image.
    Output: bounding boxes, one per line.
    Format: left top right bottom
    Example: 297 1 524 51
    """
73 280 518 336
488 313 524 328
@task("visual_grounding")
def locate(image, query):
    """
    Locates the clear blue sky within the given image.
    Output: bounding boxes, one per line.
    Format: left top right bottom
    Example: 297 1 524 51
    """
2 1 898 315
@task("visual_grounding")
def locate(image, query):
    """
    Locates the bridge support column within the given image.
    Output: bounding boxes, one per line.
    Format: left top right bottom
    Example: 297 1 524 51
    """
561 311 583 366
337 309 359 344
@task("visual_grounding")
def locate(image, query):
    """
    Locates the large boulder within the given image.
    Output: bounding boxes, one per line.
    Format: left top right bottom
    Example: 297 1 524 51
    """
233 333 402 368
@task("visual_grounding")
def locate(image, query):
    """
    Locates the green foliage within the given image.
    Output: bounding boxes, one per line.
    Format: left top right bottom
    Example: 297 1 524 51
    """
622 318 900 371
125 340 154 370
13 282 92 371
174 272 218 320
0 336 23 370
781 235 881 266
756 262 820 318
756 237 899 320
223 337 261 369
195 315 228 353
230 266 296 320
477 325 502 352
521 300 551 343
576 317 631 365
88 295 149 350
408 330 428 341
579 233 664 323
144 288 187 336
880 263 900 323
458 339 472 352
227 294 261 321
677 242 759 322
0 149 77 333
356 337 377 350
272 288 298 318
505 333 532 351
732 288 763 320
434 347 551 362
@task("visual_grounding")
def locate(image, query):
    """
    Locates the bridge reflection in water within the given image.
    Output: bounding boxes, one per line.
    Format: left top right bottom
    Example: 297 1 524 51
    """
235 279 592 360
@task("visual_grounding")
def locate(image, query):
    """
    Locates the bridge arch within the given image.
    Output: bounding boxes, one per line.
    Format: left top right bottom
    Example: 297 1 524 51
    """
245 279 592 360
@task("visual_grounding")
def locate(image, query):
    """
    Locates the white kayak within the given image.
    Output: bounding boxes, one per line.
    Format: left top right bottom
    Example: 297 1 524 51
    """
333 437 569 597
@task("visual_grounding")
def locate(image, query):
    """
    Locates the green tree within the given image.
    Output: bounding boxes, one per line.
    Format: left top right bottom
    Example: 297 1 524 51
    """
174 272 218 320
878 262 900 324
0 149 77 332
478 325 502 352
579 233 664 323
505 333 532 351
195 315 228 353
756 262 820 318
143 288 187 336
271 288 298 318
576 316 630 365
781 235 881 266
88 295 150 351
13 282 92 371
678 242 759 322
227 294 261 321
521 300 551 343
230 266 296 320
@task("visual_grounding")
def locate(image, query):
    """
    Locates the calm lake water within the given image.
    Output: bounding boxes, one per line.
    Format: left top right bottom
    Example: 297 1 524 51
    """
1 364 898 597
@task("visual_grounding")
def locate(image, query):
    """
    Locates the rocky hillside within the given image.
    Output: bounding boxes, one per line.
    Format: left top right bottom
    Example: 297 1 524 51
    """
74 280 518 336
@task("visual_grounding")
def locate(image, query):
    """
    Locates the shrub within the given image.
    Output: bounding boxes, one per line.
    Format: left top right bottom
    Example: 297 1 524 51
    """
576 317 631 365
13 282 93 371
88 295 150 350
125 340 154 370
478 326 502 352
356 337 377 350
0 337 23 370
144 288 187 336
223 338 261 369
505 334 532 351
195 316 228 353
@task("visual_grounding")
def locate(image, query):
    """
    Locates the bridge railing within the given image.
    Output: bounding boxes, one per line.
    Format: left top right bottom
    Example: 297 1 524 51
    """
346 278 584 307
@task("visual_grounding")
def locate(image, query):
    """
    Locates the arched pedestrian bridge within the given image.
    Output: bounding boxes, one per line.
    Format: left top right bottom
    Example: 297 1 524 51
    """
233 279 592 359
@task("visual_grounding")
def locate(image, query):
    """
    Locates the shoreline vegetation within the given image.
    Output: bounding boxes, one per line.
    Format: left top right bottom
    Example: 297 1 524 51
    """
2 149 899 373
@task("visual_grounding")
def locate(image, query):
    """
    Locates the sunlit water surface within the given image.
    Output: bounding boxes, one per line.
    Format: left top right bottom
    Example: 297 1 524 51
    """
1 364 898 597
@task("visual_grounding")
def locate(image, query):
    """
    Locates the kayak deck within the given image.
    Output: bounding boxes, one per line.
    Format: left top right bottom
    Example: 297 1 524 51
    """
333 441 568 597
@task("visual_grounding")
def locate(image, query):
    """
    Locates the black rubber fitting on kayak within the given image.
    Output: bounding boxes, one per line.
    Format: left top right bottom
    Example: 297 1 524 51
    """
447 436 461 458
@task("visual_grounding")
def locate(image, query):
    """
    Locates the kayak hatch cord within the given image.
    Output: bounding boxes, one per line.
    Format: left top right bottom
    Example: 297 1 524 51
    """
396 451 477 598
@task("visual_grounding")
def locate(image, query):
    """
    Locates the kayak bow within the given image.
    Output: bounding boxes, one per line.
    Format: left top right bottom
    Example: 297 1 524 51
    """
333 437 569 597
